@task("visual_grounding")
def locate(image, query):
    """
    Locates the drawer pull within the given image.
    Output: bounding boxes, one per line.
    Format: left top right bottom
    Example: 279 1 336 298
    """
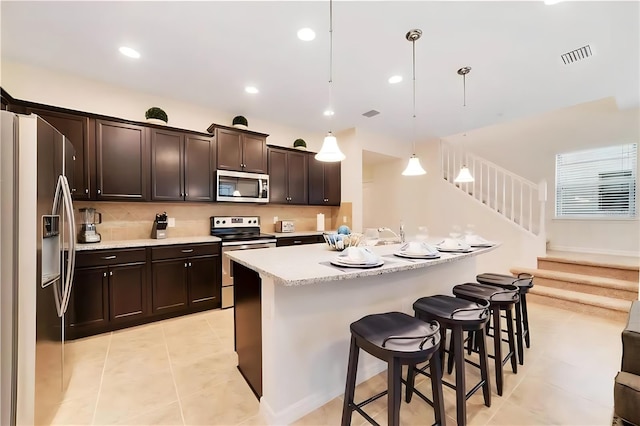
294 240 302 244
181 249 194 253
184 262 188 268
101 255 117 260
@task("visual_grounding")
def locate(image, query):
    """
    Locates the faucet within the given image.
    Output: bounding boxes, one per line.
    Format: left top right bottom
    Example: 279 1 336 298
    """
377 227 403 243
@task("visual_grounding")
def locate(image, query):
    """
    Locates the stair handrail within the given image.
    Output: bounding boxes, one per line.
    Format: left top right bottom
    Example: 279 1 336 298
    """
440 140 547 237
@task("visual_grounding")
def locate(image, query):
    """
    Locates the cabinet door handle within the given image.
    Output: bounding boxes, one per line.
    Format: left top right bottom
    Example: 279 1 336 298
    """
72 188 77 193
103 272 107 277
101 255 116 260
184 262 188 268
109 271 113 276
85 188 89 194
185 193 188 197
181 249 194 253
97 189 101 194
188 262 192 267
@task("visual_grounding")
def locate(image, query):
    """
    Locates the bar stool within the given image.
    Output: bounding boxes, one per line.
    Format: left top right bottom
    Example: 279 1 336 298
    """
341 312 446 426
407 295 491 426
476 272 534 365
452 283 519 396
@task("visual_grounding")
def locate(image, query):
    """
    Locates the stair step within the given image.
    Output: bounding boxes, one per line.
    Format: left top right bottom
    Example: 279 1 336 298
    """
511 267 638 294
538 255 639 282
527 287 632 321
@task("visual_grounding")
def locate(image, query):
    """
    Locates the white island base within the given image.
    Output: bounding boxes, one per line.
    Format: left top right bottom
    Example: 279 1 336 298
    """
227 243 497 425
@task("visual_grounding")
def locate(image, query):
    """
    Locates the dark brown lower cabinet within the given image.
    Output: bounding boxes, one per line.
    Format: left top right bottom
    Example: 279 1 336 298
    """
68 266 109 331
68 243 221 339
109 262 147 323
276 234 324 247
151 259 189 313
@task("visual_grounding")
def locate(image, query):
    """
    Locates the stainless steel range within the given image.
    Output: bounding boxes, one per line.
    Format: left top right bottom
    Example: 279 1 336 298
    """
211 216 276 309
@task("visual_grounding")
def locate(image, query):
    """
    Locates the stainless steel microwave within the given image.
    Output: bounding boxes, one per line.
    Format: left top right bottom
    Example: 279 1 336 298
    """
216 170 269 203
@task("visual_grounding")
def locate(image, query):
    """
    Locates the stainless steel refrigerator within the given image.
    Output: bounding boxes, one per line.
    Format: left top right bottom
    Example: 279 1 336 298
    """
1 110 77 425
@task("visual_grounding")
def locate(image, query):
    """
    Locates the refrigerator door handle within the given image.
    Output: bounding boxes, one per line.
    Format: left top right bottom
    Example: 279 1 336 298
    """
60 176 76 315
52 175 76 316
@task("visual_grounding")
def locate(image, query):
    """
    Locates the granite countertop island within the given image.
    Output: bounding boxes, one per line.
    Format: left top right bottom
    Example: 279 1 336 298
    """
226 241 499 425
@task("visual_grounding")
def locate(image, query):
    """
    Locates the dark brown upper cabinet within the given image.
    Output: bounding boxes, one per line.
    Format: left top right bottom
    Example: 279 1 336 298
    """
308 156 341 206
268 147 308 204
208 124 268 174
95 119 149 201
25 107 92 200
150 128 216 202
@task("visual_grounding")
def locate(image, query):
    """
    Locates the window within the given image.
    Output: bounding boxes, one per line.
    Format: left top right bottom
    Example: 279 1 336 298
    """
555 143 637 218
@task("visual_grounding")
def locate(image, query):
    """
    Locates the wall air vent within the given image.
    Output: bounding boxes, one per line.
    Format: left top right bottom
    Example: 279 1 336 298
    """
362 110 380 118
561 44 592 65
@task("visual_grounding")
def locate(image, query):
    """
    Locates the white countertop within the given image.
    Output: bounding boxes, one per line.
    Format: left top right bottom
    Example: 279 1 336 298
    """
76 236 222 251
273 231 324 238
225 242 499 286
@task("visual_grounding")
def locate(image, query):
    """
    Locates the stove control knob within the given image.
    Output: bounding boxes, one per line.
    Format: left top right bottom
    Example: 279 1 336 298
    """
222 220 226 224
216 220 220 224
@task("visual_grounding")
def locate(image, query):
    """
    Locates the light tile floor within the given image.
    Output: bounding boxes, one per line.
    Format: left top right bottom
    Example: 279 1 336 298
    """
53 302 625 425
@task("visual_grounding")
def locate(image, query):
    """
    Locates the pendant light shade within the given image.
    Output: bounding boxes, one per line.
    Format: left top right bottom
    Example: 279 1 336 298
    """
315 131 345 162
402 154 427 176
317 0 344 163
402 29 426 176
454 166 475 183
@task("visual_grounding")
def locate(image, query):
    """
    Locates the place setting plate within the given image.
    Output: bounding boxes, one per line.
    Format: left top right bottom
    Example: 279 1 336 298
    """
329 258 385 268
393 251 441 260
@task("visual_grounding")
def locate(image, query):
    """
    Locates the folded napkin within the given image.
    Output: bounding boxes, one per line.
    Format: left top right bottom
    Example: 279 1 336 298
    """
337 246 379 264
400 242 439 255
464 234 491 246
437 238 471 250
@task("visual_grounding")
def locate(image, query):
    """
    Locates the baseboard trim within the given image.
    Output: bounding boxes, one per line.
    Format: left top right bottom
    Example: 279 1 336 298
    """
548 244 639 258
259 360 387 425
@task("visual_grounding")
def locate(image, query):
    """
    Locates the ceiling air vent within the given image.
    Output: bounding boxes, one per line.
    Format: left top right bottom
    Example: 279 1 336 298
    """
561 44 592 65
362 110 380 118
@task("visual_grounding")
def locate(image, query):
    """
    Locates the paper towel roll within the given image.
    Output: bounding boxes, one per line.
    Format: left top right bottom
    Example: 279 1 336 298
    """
316 213 325 231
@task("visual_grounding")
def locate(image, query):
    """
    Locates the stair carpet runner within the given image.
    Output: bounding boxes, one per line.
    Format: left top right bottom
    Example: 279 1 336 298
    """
510 252 639 321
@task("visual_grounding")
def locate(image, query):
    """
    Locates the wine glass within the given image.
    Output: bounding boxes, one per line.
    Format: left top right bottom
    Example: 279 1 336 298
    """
449 225 462 240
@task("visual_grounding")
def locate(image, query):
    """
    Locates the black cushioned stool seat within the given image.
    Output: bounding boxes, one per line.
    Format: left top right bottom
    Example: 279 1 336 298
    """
476 272 534 365
452 283 519 396
409 295 491 426
341 312 446 426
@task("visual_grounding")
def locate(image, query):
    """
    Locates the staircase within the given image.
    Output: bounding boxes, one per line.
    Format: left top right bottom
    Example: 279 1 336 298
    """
511 252 639 321
440 140 547 237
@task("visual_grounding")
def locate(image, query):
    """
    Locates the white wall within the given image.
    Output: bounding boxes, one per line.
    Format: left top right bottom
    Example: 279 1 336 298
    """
1 61 326 152
363 140 544 273
448 97 640 256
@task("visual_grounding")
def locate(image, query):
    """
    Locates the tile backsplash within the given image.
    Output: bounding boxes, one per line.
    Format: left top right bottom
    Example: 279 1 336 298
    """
74 201 351 241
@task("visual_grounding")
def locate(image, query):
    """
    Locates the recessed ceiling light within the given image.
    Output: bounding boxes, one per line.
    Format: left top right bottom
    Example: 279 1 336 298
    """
388 75 403 84
297 28 316 41
119 46 140 59
245 86 259 94
323 109 334 116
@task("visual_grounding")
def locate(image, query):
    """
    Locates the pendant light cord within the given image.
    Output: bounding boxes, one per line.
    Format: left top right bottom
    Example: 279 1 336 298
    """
328 0 333 133
412 36 416 155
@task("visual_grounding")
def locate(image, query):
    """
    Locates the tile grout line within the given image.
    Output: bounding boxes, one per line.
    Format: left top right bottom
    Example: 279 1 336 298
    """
90 332 113 426
162 325 187 426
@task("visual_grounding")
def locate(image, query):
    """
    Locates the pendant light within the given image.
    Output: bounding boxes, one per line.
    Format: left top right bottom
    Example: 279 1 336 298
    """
402 29 426 176
454 66 475 183
315 0 345 162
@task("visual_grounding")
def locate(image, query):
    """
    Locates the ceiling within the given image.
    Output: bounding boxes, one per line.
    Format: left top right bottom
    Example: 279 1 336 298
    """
2 1 638 143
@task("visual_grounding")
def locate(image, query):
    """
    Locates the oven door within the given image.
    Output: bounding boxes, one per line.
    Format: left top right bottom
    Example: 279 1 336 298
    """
221 241 276 308
217 170 269 203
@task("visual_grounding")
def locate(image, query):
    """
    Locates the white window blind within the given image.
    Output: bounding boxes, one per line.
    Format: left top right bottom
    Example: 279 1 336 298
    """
555 143 637 218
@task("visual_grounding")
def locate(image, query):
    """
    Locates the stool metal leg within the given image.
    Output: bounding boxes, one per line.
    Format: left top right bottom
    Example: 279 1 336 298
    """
521 293 531 348
388 357 402 426
491 308 504 396
452 327 466 426
515 300 525 366
405 363 416 403
341 336 360 426
430 350 446 426
505 308 518 374
447 332 455 375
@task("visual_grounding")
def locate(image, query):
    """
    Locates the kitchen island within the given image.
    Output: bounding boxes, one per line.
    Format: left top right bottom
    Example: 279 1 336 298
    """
226 242 498 425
